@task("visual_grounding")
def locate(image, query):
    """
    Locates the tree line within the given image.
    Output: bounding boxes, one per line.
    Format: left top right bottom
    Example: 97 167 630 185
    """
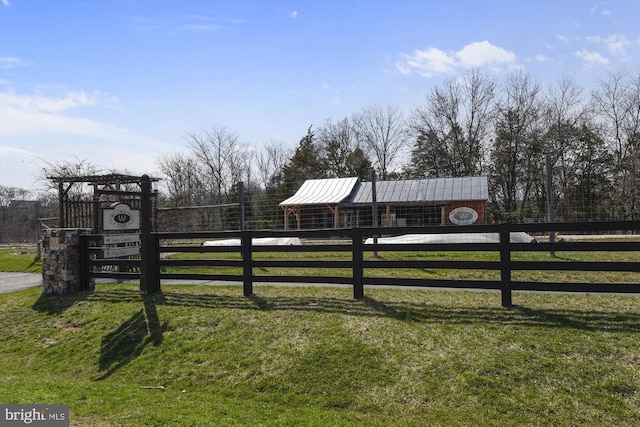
157 68 639 225
1 68 638 240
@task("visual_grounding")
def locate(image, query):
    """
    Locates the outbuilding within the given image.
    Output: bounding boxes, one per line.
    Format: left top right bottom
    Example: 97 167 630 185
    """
279 176 488 230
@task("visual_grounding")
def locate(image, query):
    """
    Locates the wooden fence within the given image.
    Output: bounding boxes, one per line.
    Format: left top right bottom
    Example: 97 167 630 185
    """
80 220 640 306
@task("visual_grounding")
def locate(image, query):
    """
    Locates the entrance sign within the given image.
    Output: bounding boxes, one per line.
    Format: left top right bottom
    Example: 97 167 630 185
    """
449 207 479 225
103 233 140 245
103 246 140 259
103 203 140 231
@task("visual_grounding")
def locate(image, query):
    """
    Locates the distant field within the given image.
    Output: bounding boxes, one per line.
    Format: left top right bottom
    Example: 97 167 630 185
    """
0 247 41 273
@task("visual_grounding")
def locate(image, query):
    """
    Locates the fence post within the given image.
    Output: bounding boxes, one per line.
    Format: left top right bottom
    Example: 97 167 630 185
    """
352 228 364 299
238 181 245 231
140 174 160 295
242 230 253 296
371 170 379 258
546 154 556 258
78 234 90 291
499 224 512 307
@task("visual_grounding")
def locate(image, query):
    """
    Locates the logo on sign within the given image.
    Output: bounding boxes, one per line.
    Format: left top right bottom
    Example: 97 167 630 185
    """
449 207 479 225
113 213 131 224
103 203 140 231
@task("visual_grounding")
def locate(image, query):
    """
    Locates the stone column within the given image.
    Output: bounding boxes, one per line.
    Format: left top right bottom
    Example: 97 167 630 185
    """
41 228 95 294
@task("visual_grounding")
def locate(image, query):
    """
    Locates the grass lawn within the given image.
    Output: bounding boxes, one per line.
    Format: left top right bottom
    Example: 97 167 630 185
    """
1 283 639 426
0 247 42 273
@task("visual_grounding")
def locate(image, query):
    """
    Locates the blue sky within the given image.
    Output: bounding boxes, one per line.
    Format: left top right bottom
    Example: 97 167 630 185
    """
1 0 639 191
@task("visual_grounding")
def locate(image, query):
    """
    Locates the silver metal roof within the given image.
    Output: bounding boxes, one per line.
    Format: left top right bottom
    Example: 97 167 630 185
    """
279 177 359 206
349 176 488 204
279 176 488 206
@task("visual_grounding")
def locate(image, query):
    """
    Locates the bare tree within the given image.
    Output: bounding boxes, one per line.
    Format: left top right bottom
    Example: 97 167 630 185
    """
0 185 31 242
316 117 372 179
408 69 496 177
156 152 204 207
186 126 251 205
352 104 407 179
255 138 291 189
317 117 355 177
489 71 545 219
591 69 640 220
542 75 590 219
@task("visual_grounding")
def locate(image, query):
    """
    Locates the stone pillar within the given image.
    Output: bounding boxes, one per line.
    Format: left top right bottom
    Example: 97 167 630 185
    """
41 228 95 294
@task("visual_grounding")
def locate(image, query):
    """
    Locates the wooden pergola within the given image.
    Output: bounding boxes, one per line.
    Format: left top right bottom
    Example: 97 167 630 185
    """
47 173 160 231
282 204 342 230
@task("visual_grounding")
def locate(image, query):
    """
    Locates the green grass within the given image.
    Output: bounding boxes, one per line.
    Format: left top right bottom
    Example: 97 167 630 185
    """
0 247 42 272
1 283 639 426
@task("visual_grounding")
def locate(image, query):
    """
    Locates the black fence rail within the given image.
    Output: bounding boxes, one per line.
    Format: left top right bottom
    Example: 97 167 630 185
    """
80 221 640 306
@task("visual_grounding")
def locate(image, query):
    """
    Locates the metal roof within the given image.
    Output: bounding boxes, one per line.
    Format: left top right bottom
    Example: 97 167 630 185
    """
279 177 359 206
280 176 488 206
348 176 488 204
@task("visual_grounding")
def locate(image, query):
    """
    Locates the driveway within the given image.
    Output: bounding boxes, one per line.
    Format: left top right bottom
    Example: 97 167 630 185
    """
0 272 42 294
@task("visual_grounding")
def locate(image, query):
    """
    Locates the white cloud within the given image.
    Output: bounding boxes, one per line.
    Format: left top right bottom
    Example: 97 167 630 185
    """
317 82 341 106
127 13 231 35
0 89 152 143
533 54 552 62
0 56 27 69
1 90 107 116
603 34 631 55
396 41 516 78
574 49 609 65
0 145 36 159
289 10 298 18
456 41 516 68
0 89 173 188
592 5 612 17
396 47 456 77
180 23 221 32
0 147 41 190
1 0 10 7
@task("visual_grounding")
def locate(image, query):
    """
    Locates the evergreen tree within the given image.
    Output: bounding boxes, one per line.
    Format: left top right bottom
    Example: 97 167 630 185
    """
281 126 328 194
344 147 373 180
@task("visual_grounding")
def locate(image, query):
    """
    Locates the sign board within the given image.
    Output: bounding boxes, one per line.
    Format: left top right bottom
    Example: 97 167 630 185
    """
49 236 60 251
102 203 140 231
103 246 140 259
449 207 479 225
103 233 140 245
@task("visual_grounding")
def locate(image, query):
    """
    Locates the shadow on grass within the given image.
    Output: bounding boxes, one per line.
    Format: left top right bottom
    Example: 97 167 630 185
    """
32 290 93 315
26 257 41 271
95 291 167 381
84 286 640 333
